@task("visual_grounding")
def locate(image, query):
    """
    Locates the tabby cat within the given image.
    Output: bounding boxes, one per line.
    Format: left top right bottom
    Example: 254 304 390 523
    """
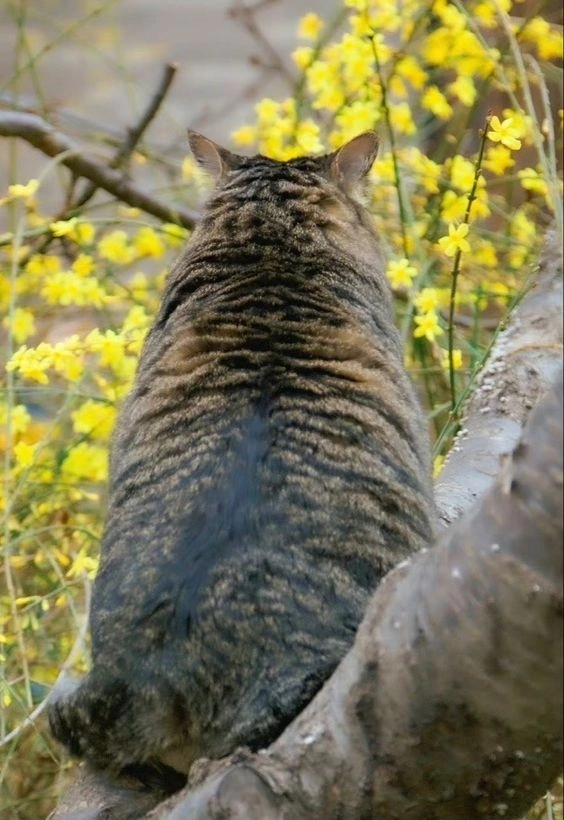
49 131 435 790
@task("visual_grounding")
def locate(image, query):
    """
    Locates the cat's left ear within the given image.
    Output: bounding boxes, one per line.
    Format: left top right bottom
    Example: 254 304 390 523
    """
328 131 379 192
187 131 241 181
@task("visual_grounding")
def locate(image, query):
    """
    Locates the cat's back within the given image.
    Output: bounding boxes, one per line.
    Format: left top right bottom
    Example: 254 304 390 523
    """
91 131 434 762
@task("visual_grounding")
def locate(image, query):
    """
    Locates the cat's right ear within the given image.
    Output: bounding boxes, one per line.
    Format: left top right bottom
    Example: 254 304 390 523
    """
328 131 379 193
187 131 241 181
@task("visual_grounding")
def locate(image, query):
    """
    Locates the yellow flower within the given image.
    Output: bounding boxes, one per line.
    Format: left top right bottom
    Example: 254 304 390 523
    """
66 546 99 579
25 253 62 279
7 179 39 200
521 16 563 61
122 304 151 334
61 442 108 484
421 86 452 119
292 46 314 71
386 258 418 290
448 75 476 106
483 145 514 175
231 125 256 147
438 223 470 257
4 307 35 344
433 454 445 478
297 12 324 40
474 243 498 268
6 345 50 384
71 254 95 277
50 218 78 237
336 101 380 139
72 400 116 441
449 155 475 192
404 149 441 194
0 404 31 437
441 191 467 222
295 120 323 154
13 441 36 469
255 98 280 123
414 287 440 314
50 338 84 381
41 272 107 308
487 116 521 151
86 328 128 373
518 168 548 198
389 102 416 135
395 55 427 90
73 222 96 245
308 62 344 112
134 226 165 258
47 218 95 244
441 348 463 371
98 230 135 265
413 311 444 342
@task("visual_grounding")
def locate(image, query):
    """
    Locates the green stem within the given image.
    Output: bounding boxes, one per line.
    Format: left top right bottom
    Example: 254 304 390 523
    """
447 115 491 412
368 33 410 259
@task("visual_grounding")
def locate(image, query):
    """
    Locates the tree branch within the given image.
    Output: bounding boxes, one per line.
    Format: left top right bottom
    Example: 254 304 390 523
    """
0 112 198 229
72 62 178 211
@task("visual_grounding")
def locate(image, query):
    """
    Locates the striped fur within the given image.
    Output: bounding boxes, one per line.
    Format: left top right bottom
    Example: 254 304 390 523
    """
49 132 435 789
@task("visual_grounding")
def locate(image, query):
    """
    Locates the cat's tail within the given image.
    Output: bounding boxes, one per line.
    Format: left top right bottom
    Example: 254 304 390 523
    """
48 672 186 793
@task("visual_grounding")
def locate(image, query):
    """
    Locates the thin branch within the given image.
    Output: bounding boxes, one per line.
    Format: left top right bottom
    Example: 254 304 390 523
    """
228 0 296 87
0 112 199 229
72 62 178 210
0 579 91 749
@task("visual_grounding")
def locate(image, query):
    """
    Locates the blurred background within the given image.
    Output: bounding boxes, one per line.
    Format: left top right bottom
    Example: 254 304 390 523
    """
0 0 337 191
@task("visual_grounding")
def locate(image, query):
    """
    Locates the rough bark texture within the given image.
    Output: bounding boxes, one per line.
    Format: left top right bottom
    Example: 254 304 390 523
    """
435 227 563 527
49 232 564 820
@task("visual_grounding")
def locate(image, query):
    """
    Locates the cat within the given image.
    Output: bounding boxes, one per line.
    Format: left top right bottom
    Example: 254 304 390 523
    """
48 130 435 791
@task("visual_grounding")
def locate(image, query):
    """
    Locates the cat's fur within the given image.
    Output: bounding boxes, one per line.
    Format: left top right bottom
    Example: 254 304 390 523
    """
49 131 435 790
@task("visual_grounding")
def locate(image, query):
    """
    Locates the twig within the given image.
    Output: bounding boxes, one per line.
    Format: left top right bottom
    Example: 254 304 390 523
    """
72 62 178 210
446 115 490 413
228 0 296 87
0 579 92 748
0 112 198 229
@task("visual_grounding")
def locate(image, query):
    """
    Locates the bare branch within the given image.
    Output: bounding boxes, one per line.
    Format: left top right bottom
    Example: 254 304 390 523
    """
72 62 178 210
228 1 296 86
0 112 199 229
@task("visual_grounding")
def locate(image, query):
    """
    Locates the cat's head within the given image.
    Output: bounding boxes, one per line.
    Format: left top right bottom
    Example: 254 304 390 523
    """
187 130 379 203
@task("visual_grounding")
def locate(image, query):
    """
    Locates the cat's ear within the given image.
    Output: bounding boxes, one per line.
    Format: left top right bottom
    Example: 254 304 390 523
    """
328 132 379 191
187 131 241 180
